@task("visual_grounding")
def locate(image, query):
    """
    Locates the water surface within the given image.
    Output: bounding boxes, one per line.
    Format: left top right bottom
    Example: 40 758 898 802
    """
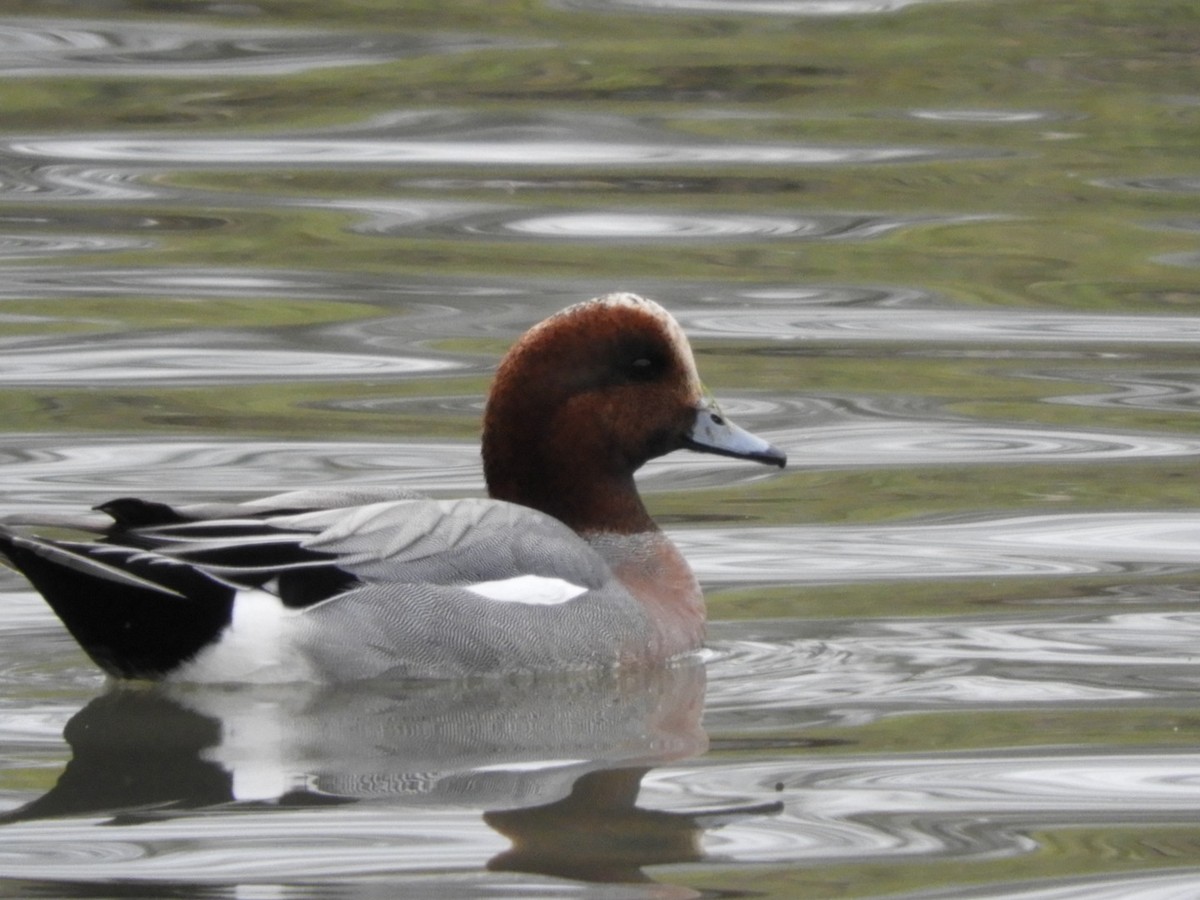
2 1 1200 897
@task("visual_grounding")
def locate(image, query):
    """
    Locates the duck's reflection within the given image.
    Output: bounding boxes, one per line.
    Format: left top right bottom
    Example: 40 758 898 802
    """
2 662 778 883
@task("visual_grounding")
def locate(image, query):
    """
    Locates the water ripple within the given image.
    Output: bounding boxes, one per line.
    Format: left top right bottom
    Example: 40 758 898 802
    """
696 393 1200 468
679 306 1200 344
929 868 1200 900
422 210 982 243
0 345 457 385
706 613 1200 719
0 438 484 504
732 284 935 307
0 809 502 881
557 0 959 16
633 746 1200 873
1094 175 1200 194
0 233 151 259
4 136 990 168
647 750 1200 869
683 513 1200 585
1156 217 1200 234
0 18 523 78
346 203 986 243
0 264 415 301
1040 370 1200 413
0 838 148 867
0 210 227 232
310 285 940 349
773 417 1200 468
706 625 1080 720
0 164 167 201
776 752 1200 811
1158 251 1200 269
904 108 1068 123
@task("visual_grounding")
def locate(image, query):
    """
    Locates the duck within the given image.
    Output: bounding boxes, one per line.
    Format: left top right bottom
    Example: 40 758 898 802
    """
0 293 785 683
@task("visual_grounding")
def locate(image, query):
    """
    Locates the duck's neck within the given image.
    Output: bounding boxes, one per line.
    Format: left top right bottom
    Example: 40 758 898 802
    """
489 464 657 536
485 445 705 656
482 402 655 534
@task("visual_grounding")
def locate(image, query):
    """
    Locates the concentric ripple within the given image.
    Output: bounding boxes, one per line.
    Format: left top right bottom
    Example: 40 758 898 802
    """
904 108 1067 123
483 210 830 240
1040 370 1200 413
348 205 987 243
428 210 979 243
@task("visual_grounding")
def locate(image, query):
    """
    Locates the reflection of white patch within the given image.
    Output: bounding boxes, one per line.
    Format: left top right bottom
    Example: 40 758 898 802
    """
464 574 588 605
194 692 313 802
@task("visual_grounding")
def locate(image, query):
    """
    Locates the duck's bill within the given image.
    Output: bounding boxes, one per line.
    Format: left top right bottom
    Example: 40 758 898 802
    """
684 401 787 468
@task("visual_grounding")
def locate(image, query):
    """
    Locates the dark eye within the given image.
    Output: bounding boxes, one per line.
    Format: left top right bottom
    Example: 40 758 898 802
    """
626 354 664 381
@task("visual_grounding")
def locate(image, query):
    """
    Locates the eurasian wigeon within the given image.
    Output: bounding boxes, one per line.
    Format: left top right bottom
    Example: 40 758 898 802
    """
0 293 785 682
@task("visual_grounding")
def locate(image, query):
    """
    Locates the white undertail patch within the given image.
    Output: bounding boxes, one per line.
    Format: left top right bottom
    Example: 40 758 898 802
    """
171 588 313 684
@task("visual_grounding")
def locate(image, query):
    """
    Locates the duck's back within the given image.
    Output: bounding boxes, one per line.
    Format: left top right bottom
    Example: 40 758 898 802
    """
3 490 655 682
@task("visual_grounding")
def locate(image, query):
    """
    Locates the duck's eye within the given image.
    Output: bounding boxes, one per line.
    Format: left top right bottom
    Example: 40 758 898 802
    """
626 355 663 381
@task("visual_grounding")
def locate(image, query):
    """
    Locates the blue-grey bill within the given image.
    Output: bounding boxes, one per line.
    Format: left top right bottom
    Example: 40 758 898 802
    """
684 402 786 468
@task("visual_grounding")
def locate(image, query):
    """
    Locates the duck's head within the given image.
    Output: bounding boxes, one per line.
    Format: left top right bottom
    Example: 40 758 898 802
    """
482 293 785 533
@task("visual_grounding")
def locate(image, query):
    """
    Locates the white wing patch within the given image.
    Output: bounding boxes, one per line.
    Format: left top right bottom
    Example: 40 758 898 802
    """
464 574 588 606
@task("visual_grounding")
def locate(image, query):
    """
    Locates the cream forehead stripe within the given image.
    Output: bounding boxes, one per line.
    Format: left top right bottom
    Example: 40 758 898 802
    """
536 293 703 394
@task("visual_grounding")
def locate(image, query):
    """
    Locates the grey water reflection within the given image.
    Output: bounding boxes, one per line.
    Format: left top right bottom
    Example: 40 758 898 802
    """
556 0 959 15
680 306 1200 344
1041 370 1200 413
356 207 990 243
0 233 152 259
902 108 1069 123
0 342 458 385
0 165 171 201
683 512 1200 584
655 748 1200 866
0 18 520 78
706 611 1200 721
0 664 783 885
4 110 1005 168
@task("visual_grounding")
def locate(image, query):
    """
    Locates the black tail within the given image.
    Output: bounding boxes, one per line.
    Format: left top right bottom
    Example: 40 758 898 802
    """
0 528 235 679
